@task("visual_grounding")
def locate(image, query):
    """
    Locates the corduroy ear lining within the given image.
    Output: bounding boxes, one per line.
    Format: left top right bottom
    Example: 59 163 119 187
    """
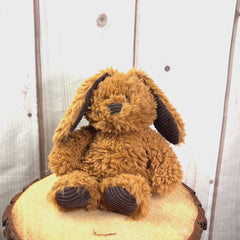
70 73 110 132
150 89 179 144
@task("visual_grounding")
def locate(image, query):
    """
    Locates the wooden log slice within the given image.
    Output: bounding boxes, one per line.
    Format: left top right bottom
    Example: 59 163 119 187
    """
2 174 207 240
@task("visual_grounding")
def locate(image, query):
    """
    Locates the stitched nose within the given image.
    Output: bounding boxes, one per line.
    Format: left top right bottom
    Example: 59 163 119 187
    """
107 103 122 115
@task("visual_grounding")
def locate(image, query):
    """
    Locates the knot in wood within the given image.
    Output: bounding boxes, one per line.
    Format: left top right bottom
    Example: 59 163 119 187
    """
96 13 108 28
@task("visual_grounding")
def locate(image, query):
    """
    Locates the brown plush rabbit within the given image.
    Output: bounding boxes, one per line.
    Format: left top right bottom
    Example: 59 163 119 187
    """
47 68 185 219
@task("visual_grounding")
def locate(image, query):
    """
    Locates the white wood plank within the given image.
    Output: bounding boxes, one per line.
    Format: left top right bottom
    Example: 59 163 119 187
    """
0 1 40 239
136 1 236 239
39 0 136 171
211 2 240 239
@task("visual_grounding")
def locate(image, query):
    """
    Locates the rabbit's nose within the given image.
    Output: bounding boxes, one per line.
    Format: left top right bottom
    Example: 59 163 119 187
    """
107 103 122 115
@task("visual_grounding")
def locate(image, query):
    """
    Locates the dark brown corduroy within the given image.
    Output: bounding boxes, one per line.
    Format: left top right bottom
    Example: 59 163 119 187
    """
107 103 123 115
103 186 138 215
150 89 179 144
56 187 90 209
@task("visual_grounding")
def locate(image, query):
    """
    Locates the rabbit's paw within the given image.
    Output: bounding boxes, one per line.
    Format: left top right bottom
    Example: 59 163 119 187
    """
56 187 90 209
47 170 101 210
101 174 151 219
103 186 137 215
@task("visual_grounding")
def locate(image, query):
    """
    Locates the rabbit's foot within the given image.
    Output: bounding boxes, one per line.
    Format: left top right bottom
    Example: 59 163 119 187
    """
101 174 151 219
56 187 90 209
103 186 137 215
47 171 101 210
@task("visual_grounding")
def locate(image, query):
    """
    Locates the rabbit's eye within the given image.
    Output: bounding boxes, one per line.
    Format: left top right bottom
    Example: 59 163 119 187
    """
126 96 130 102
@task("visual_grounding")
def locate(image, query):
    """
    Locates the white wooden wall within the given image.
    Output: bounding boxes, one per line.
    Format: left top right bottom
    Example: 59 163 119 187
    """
0 0 239 239
0 1 40 239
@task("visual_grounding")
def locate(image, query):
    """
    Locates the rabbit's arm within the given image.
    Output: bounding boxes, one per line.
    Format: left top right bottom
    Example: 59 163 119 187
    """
48 126 96 176
144 128 183 195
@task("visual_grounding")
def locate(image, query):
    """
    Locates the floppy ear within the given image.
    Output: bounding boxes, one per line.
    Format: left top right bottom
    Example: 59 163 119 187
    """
128 68 186 145
52 68 113 145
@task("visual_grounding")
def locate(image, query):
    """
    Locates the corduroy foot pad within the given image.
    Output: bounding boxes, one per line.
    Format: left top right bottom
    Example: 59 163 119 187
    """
104 186 138 215
56 187 90 209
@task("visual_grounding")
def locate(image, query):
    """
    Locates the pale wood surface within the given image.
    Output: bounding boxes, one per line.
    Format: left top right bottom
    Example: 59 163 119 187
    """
38 0 136 173
10 175 201 240
136 1 237 239
0 1 40 239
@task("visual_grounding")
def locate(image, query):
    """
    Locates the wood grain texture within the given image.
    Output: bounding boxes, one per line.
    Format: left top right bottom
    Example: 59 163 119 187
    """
2 176 207 240
135 1 236 239
38 0 136 173
210 1 240 239
0 1 40 239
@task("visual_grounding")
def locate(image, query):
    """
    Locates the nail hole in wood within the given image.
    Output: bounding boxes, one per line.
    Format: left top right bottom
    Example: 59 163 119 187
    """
164 65 170 72
209 179 214 184
96 13 108 28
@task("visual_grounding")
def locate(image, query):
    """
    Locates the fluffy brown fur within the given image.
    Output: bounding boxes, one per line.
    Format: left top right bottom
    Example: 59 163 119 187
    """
48 68 186 219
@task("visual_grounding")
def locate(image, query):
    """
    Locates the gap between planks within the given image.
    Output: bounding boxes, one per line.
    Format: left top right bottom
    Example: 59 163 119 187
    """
33 0 46 178
208 0 240 239
133 0 140 68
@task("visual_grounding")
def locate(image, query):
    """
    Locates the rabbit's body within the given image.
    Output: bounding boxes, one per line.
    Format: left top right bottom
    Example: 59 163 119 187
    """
83 128 150 180
48 68 185 219
56 126 175 181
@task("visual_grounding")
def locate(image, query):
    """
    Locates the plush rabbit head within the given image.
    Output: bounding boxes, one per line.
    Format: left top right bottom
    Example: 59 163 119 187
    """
53 68 185 145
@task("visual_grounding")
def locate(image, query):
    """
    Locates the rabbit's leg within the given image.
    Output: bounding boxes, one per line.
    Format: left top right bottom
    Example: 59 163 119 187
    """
47 170 101 210
101 174 151 219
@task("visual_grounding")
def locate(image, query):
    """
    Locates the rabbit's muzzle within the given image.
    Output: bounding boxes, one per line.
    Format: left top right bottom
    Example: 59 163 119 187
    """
107 103 123 115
